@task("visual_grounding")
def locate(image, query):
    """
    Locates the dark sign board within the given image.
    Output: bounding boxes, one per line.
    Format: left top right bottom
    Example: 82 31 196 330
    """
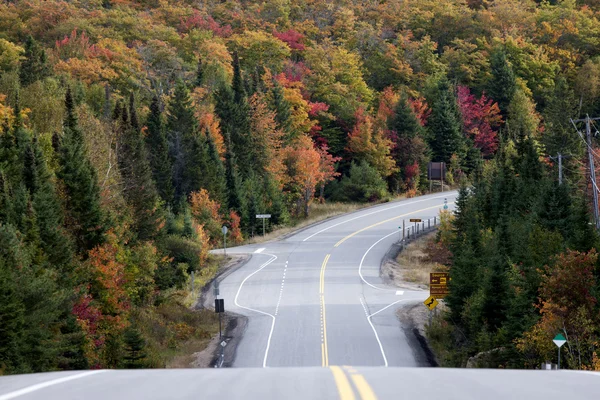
409 218 422 223
430 272 450 298
215 298 224 313
428 162 446 181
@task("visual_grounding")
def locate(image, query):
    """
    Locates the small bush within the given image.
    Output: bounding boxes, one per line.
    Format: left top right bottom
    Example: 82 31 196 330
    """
331 161 388 202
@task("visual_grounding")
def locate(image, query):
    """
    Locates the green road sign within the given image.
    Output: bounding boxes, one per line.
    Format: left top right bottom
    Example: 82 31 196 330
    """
553 333 567 348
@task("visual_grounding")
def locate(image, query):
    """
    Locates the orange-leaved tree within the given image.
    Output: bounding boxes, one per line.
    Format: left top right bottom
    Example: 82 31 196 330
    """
517 249 599 369
282 134 324 217
346 107 397 179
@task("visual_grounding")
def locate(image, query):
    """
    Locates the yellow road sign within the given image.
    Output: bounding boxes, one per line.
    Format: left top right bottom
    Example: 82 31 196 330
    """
424 296 439 311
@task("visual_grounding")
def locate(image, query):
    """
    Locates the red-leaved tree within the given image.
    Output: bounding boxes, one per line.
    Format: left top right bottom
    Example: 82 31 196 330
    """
457 86 502 157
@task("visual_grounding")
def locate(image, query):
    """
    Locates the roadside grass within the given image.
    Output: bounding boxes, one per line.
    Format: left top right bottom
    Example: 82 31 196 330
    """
133 299 220 368
395 232 448 287
134 254 228 368
243 199 394 245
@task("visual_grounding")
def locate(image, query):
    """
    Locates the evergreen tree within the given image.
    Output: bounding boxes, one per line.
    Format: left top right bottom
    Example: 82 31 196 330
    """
123 327 147 368
146 96 174 206
232 52 246 104
271 81 292 140
215 53 252 177
119 93 162 241
56 88 105 253
542 77 582 183
427 79 466 164
167 80 199 209
224 136 243 213
19 35 50 87
24 138 74 271
205 132 227 207
487 50 516 116
195 57 204 87
0 252 25 373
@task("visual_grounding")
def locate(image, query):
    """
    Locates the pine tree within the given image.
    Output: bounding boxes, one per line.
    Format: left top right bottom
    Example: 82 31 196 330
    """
123 327 147 368
271 81 293 140
118 93 163 241
19 35 51 87
225 136 243 213
389 95 422 140
215 53 252 177
0 251 25 373
542 77 582 183
205 132 227 207
24 138 74 271
195 57 204 87
232 52 246 104
427 79 466 164
487 50 516 116
146 96 174 206
56 88 105 253
167 80 199 209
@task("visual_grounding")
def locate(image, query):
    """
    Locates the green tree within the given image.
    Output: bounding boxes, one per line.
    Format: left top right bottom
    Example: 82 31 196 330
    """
542 77 582 183
19 35 50 87
56 88 105 253
123 327 147 368
487 50 516 116
270 81 292 139
167 80 199 209
224 137 244 214
118 93 162 241
427 79 465 163
146 96 174 206
24 137 74 272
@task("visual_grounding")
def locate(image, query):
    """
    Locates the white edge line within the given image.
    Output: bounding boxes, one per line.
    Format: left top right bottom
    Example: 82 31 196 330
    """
358 201 456 291
302 194 455 242
233 253 278 368
254 248 265 253
0 370 106 400
360 298 410 368
359 230 400 291
359 297 389 367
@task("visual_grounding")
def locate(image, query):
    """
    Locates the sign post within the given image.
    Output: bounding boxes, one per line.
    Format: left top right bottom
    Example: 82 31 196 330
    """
221 226 228 256
553 333 567 370
410 218 421 238
256 214 271 236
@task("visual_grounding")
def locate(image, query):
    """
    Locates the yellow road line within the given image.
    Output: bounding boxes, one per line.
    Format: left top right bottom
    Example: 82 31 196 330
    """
350 374 378 400
330 366 356 400
334 203 452 247
320 254 330 366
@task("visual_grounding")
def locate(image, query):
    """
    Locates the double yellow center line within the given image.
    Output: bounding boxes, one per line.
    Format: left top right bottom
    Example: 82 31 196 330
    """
330 366 378 400
320 254 330 367
334 203 453 247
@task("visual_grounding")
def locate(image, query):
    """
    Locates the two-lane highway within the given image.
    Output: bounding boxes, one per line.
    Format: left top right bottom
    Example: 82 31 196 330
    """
4 191 600 400
219 192 458 368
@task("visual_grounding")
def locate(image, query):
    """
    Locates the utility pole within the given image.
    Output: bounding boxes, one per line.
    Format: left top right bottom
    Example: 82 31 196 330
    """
586 116 600 230
571 116 600 230
549 152 564 185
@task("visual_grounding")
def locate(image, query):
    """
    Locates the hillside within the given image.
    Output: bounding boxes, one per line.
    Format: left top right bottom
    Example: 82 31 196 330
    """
1 0 600 372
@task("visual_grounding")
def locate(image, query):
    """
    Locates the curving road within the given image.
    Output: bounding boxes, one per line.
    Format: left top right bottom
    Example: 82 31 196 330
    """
3 192 600 400
219 191 458 368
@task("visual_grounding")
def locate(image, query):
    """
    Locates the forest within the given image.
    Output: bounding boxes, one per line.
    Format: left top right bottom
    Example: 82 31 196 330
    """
2 0 600 372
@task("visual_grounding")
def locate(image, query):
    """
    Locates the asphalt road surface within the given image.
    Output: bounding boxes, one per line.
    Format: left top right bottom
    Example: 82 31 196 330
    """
4 192 599 399
1 367 599 399
219 191 458 368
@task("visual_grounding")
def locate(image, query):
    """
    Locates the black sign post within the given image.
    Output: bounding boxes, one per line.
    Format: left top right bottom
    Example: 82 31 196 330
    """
215 298 224 340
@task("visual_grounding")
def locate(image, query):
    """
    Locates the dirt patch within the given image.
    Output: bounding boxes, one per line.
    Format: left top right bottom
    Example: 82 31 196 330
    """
190 312 248 368
392 232 447 287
